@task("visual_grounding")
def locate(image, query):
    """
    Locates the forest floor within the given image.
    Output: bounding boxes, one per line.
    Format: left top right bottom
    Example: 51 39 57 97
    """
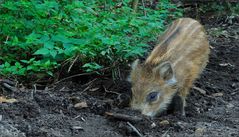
1 10 239 137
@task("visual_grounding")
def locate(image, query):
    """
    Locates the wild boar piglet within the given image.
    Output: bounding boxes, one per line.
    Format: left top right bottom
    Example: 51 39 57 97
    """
129 18 210 117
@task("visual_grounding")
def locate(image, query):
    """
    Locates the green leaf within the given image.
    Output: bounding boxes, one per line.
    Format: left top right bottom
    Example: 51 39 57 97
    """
0 0 182 77
44 41 54 49
50 50 57 58
82 62 103 72
47 71 53 76
4 62 11 68
52 34 71 44
34 48 50 56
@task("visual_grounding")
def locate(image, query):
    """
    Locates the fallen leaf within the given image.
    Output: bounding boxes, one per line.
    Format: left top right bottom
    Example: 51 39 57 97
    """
74 102 88 109
0 96 17 103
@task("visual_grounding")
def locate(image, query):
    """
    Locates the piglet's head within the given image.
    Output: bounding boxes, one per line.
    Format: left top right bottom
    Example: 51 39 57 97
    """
129 59 178 117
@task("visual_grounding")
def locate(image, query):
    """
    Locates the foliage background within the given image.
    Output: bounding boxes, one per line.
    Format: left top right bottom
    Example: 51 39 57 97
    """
0 0 182 81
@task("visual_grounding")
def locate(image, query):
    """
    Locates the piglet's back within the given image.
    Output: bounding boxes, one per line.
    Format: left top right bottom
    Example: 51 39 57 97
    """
145 18 210 82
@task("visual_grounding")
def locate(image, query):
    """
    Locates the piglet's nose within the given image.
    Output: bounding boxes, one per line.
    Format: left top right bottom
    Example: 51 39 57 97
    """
142 110 155 117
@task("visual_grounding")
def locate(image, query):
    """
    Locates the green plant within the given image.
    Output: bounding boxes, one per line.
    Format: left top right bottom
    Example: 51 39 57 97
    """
0 0 182 81
198 2 239 16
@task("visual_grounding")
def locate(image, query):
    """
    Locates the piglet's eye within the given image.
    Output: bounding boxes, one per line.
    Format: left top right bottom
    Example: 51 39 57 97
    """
146 91 160 102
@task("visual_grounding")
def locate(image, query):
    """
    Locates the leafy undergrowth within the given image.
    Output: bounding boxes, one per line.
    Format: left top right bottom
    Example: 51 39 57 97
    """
1 2 239 137
0 0 182 82
0 17 238 136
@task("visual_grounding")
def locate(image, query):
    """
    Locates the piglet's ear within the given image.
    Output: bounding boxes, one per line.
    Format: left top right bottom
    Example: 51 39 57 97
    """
153 61 177 85
131 59 140 70
127 59 140 82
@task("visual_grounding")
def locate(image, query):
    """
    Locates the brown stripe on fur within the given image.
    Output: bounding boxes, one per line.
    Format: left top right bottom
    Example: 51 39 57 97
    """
145 20 183 64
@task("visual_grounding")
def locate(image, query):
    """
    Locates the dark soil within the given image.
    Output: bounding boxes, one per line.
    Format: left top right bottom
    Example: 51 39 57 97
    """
1 14 239 137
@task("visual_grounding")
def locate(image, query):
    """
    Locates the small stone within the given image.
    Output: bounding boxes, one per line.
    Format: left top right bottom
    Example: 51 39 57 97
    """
74 102 88 109
151 122 156 128
195 128 204 136
159 120 169 125
196 107 200 113
212 92 223 97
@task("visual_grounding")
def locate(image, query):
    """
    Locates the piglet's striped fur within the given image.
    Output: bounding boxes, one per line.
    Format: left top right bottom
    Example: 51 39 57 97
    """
129 18 210 117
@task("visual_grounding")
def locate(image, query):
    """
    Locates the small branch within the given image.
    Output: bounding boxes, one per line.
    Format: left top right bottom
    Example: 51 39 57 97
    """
54 72 94 85
4 36 9 44
105 112 142 123
194 87 228 105
0 79 16 86
2 83 18 92
193 86 207 95
141 0 147 16
68 55 79 73
162 127 172 137
82 78 97 87
54 67 110 85
81 85 92 94
127 122 143 137
103 86 121 95
72 126 84 130
231 88 239 95
132 0 139 13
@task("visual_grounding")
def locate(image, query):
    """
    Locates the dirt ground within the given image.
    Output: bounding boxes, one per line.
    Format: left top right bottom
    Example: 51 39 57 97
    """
1 11 239 137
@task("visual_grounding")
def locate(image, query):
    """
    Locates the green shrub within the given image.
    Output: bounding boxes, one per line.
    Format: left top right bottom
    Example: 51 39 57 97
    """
198 2 239 16
0 0 182 79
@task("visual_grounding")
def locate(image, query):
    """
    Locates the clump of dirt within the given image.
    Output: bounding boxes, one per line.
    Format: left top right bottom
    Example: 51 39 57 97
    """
1 15 239 137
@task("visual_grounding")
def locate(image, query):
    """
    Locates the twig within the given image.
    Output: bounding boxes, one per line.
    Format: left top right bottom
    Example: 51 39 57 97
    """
4 36 9 44
82 78 98 87
0 79 15 86
2 83 18 92
68 55 79 73
74 116 86 122
72 126 84 130
132 0 139 13
30 84 37 99
105 112 142 123
141 0 147 16
193 87 230 105
54 67 110 85
193 86 207 95
81 85 92 93
231 88 239 95
103 86 121 95
33 84 37 92
202 91 227 104
162 127 172 137
127 122 143 137
80 78 98 94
